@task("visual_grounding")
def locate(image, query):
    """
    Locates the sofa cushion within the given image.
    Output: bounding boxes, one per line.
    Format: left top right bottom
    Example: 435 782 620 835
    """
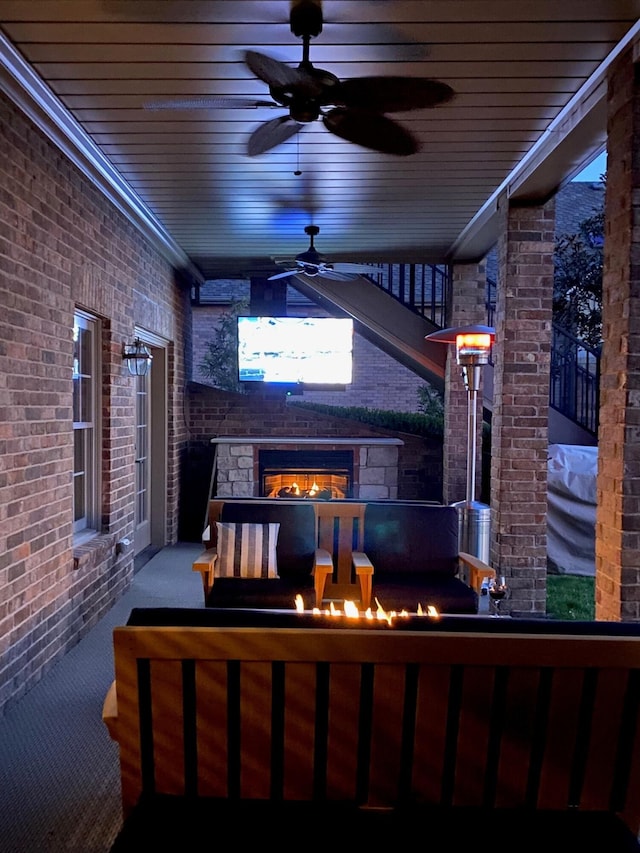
364 503 459 576
205 577 315 610
371 574 478 615
220 501 316 579
215 521 279 578
108 796 640 852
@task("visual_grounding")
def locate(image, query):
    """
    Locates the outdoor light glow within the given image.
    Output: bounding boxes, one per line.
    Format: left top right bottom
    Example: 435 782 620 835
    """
456 333 492 355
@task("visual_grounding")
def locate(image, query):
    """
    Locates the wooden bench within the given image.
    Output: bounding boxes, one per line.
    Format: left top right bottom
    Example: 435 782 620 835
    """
104 609 640 851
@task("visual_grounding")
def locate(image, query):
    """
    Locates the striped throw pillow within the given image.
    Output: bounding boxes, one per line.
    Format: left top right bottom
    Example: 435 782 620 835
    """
215 522 280 578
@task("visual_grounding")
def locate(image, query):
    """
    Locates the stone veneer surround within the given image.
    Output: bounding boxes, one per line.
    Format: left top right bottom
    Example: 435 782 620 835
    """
212 437 402 500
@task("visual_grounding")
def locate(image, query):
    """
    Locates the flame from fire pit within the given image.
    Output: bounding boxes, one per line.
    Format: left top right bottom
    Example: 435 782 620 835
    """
294 594 439 625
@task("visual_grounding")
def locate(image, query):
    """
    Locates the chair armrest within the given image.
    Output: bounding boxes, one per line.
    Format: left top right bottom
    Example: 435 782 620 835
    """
352 551 374 611
192 548 218 597
352 552 374 575
313 547 334 607
102 680 119 741
458 551 496 594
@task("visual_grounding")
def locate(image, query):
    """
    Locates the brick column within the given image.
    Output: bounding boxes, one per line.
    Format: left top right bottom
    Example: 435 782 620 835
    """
490 195 554 615
596 48 640 621
442 262 487 504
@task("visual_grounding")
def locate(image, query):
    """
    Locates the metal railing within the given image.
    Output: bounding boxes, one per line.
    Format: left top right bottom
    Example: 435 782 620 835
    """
362 263 449 328
550 324 600 436
380 269 600 437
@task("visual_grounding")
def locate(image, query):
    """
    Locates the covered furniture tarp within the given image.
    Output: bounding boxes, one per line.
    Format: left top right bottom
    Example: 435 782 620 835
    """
547 444 597 576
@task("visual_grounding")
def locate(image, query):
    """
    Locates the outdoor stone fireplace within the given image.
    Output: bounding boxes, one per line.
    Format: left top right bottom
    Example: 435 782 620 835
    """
211 437 402 500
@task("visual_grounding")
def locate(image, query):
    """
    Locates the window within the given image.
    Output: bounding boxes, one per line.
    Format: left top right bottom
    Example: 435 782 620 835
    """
73 312 100 536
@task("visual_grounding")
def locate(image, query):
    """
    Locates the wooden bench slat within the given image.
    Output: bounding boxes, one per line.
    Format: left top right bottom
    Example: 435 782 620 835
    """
194 661 228 798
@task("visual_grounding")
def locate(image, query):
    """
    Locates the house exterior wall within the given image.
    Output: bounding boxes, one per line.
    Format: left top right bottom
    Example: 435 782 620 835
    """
0 92 189 714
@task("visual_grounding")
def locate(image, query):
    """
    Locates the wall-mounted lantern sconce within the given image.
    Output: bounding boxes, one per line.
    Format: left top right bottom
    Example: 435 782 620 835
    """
425 324 495 561
122 337 152 377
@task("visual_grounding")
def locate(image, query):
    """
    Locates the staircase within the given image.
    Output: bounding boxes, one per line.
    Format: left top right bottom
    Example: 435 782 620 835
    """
292 265 599 441
289 264 449 390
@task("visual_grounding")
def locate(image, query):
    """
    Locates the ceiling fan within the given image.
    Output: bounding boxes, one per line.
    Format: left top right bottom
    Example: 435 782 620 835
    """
144 0 455 157
269 225 374 280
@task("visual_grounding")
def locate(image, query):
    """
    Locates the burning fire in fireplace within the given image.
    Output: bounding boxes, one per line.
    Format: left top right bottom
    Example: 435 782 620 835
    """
265 473 347 500
260 449 353 499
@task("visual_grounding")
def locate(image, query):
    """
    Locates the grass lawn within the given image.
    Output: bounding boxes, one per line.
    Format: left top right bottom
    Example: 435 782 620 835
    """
546 573 595 620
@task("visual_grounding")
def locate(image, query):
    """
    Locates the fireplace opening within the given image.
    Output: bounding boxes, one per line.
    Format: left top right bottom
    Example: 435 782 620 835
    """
259 450 353 500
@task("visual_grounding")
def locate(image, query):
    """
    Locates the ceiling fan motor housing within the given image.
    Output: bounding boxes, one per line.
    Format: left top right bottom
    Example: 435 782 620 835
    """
290 1 323 38
298 225 321 259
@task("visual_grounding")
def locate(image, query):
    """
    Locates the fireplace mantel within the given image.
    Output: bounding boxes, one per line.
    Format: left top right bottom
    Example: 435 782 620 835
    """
211 436 403 499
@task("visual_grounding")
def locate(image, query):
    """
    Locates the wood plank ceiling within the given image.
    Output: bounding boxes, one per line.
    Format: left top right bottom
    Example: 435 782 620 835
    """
0 1 639 283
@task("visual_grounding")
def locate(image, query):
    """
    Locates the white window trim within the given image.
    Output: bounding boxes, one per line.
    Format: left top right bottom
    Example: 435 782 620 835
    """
73 310 101 538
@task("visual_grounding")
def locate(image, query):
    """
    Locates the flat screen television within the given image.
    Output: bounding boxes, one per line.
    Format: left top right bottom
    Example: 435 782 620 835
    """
237 316 353 386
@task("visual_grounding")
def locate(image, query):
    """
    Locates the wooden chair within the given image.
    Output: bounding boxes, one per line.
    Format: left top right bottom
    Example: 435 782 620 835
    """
313 502 373 610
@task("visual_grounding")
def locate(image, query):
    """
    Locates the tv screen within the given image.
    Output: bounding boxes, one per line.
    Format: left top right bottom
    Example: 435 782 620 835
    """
237 316 353 385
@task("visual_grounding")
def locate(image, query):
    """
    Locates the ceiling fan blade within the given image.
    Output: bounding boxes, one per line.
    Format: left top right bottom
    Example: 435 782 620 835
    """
268 269 299 280
332 263 377 274
318 269 362 281
143 96 278 111
245 50 306 90
331 77 455 112
323 109 419 156
247 115 303 156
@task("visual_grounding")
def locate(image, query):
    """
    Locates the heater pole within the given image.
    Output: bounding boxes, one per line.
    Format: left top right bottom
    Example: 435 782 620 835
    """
466 387 477 505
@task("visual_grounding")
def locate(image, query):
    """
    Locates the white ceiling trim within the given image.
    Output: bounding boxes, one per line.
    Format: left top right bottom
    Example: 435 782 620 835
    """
450 19 640 262
0 30 204 284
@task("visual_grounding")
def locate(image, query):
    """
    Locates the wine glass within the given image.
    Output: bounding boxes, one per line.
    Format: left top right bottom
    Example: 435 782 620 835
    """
488 576 509 617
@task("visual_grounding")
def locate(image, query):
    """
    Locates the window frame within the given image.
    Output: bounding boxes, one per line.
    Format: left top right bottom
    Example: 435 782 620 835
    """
73 311 101 540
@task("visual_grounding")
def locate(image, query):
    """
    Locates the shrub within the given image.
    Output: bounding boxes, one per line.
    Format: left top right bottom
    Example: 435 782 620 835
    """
199 299 248 392
289 401 444 437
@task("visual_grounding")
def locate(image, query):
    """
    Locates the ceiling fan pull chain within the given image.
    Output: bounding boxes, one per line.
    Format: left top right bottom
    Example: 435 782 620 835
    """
294 133 302 176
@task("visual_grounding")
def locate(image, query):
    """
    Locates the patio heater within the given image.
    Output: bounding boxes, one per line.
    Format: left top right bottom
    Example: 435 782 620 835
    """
425 324 495 562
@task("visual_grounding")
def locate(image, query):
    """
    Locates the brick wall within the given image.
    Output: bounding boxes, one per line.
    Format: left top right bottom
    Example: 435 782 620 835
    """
443 262 487 504
0 92 188 714
596 47 640 621
490 196 555 615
